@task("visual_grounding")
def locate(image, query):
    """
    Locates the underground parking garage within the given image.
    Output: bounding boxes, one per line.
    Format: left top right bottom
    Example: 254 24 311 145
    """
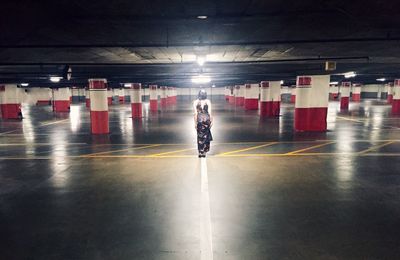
1 1 400 259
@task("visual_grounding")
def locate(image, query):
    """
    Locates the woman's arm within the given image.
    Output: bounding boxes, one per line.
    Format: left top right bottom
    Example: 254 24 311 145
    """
193 100 198 129
207 99 213 127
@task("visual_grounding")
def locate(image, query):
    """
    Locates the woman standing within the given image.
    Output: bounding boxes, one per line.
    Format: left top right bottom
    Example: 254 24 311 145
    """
193 89 213 158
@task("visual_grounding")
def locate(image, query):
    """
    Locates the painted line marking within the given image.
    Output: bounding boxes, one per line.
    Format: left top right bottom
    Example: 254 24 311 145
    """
285 141 335 155
0 130 19 136
39 119 69 127
218 142 278 156
147 147 196 157
200 158 213 260
357 141 396 155
80 144 161 157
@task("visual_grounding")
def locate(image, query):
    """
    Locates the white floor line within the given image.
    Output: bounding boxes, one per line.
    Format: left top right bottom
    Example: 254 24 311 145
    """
200 158 214 260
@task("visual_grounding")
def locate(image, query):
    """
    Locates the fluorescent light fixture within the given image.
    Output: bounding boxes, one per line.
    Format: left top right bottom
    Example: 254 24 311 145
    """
197 15 207 19
196 56 206 66
376 78 386 82
50 76 62 83
330 81 339 85
212 84 216 88
21 83 29 87
124 83 132 87
344 71 356 78
280 80 284 85
191 75 211 84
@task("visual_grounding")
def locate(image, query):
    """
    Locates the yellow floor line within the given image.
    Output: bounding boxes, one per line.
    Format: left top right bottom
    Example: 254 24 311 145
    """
81 144 161 157
218 142 278 156
285 141 335 155
147 147 196 157
357 141 396 155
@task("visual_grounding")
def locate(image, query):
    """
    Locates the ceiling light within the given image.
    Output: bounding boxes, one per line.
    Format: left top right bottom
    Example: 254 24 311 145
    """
124 83 132 88
376 78 386 82
21 83 29 87
192 75 211 84
197 15 207 19
50 76 62 83
330 81 339 85
344 71 356 78
196 56 206 66
280 80 284 85
212 84 216 88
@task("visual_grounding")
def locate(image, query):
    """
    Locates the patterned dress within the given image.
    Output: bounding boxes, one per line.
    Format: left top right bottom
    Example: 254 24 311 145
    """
196 102 213 154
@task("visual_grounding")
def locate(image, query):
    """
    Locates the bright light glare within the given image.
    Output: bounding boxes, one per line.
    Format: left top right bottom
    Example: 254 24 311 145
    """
21 83 29 87
192 75 211 84
50 77 62 83
280 80 284 85
330 81 339 85
197 56 206 66
197 15 208 19
124 83 132 87
376 78 386 82
344 72 356 78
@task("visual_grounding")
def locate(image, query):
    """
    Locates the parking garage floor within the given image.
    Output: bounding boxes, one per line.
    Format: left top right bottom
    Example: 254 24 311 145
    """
1 99 400 259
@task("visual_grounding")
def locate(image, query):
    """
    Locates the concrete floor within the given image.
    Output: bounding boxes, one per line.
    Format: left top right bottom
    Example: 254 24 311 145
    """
1 98 400 259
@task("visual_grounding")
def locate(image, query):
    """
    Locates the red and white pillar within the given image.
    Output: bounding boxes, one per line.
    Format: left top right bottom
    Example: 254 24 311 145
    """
89 79 109 134
160 86 168 107
234 85 244 106
352 84 361 102
85 88 90 108
392 79 400 115
107 88 113 105
329 85 339 100
119 89 125 104
130 83 142 118
340 82 351 110
244 84 259 110
387 83 394 104
53 88 71 112
260 81 281 117
224 87 230 101
149 85 158 112
0 84 21 119
290 87 296 103
294 75 330 132
228 87 235 104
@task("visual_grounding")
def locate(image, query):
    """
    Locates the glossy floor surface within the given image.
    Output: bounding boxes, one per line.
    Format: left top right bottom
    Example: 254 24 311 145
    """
1 98 400 259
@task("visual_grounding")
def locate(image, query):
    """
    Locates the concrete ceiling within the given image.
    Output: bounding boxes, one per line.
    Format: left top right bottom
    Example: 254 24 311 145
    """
1 0 400 87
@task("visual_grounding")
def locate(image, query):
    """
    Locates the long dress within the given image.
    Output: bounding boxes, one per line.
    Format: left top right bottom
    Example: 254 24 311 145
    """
196 102 213 154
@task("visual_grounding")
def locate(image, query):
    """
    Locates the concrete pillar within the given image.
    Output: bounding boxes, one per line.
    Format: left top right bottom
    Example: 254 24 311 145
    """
387 83 394 104
130 83 142 118
329 85 339 100
340 82 351 110
53 88 71 112
352 84 361 102
85 88 90 108
294 75 330 132
260 81 281 117
149 85 158 112
228 87 235 104
290 87 296 103
36 88 51 105
224 87 230 101
89 79 109 134
234 85 244 106
244 84 259 110
392 79 400 115
107 88 113 105
0 84 22 119
160 86 168 107
119 88 125 104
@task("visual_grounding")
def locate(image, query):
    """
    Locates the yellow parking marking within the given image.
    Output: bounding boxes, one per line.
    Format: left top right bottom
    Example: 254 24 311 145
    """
357 141 396 155
81 144 161 157
218 142 278 156
147 147 196 157
285 141 335 155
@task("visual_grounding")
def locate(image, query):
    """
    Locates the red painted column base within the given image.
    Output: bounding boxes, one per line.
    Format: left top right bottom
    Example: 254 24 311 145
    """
108 97 112 105
150 100 158 112
54 101 70 112
294 107 327 132
290 95 296 103
228 96 235 104
340 97 350 109
91 111 109 134
352 94 361 102
387 95 393 104
131 103 142 118
392 100 400 115
161 98 167 107
260 101 280 117
119 97 125 104
235 97 244 106
0 104 21 119
244 99 259 110
225 95 229 101
85 99 90 108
